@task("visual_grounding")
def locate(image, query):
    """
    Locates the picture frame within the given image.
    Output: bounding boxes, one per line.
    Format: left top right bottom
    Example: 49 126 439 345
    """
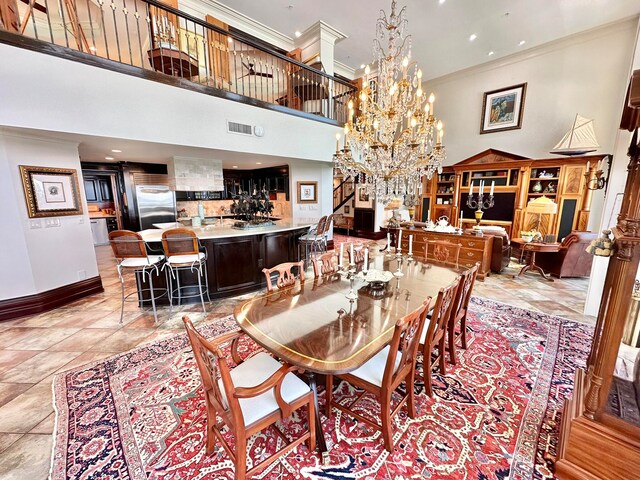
344 205 350 214
19 165 83 218
342 180 355 199
480 83 527 134
297 181 318 204
355 186 374 209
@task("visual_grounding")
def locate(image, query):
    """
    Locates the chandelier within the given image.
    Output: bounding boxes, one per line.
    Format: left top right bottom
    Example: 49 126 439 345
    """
333 0 446 205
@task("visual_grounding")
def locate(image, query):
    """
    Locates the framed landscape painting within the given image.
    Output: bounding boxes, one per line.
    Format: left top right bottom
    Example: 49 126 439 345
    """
480 83 527 134
19 165 83 218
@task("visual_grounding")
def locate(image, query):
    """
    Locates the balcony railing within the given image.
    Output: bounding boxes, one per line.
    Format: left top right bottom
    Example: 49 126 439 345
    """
0 0 356 123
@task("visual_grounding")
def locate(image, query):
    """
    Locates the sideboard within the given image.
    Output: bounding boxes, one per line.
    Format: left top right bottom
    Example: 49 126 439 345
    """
398 229 494 279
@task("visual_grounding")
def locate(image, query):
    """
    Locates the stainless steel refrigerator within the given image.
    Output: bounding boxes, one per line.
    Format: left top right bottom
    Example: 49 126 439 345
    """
136 185 176 230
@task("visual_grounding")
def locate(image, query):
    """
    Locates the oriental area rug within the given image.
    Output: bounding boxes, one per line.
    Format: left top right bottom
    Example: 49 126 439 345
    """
50 297 593 480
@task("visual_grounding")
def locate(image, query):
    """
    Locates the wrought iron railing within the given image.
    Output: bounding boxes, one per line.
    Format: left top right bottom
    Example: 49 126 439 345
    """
1 0 356 123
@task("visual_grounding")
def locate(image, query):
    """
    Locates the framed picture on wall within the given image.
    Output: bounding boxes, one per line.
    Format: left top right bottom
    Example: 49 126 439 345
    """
297 181 318 204
355 186 374 209
344 205 350 214
19 165 83 218
480 83 527 134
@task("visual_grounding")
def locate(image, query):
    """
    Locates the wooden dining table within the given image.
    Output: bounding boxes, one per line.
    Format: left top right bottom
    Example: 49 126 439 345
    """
233 253 463 462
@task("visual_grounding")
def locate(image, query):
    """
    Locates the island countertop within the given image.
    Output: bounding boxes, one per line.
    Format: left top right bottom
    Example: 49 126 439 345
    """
138 220 313 242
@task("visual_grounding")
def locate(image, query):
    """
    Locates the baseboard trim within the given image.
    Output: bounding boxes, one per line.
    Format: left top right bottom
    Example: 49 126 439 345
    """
0 276 104 322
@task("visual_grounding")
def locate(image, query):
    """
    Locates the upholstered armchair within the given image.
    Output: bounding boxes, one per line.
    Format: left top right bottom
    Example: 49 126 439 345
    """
534 231 598 278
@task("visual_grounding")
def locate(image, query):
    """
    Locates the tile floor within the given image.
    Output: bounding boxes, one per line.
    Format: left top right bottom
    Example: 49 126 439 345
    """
0 243 595 478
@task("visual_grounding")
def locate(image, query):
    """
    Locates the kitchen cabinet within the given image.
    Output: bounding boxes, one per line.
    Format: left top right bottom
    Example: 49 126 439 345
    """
83 175 114 204
222 166 289 200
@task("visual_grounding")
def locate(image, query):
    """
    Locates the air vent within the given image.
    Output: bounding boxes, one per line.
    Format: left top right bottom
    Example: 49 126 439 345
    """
227 121 253 136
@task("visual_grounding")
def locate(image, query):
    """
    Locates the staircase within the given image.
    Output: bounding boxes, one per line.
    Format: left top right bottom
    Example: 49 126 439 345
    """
333 176 355 212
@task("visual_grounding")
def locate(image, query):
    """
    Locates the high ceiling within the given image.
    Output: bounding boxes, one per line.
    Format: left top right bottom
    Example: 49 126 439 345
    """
220 0 640 80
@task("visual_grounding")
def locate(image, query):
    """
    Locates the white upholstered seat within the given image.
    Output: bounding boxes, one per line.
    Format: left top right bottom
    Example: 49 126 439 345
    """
167 252 205 265
217 352 311 426
119 255 164 268
348 346 401 387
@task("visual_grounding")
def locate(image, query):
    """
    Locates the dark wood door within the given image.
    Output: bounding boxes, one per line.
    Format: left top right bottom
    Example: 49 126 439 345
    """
354 208 375 232
84 179 98 202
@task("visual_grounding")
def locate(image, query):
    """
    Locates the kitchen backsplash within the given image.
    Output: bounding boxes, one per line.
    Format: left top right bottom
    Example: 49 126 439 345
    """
177 193 291 219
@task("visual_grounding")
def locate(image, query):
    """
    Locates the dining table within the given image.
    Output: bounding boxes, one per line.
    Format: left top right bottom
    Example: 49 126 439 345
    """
233 251 464 462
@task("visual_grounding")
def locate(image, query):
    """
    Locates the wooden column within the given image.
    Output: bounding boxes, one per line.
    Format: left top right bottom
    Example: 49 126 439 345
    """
0 0 20 32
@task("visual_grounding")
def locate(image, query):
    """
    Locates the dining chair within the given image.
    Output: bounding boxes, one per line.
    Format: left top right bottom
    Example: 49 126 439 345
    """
424 240 462 268
447 263 480 365
161 228 210 314
325 300 430 452
262 261 306 292
109 230 166 324
419 276 461 396
182 316 316 480
312 251 340 278
352 244 367 263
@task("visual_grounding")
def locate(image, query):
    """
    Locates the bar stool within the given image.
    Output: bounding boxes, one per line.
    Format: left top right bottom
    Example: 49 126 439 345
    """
161 228 210 314
109 230 167 324
298 215 328 269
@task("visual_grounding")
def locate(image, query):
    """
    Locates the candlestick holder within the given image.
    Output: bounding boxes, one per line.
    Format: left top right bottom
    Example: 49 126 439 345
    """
393 256 405 278
466 192 495 229
345 271 358 299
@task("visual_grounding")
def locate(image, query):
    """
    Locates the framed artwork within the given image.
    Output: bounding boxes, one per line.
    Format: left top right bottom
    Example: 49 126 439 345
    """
355 186 373 209
342 180 355 199
19 165 83 218
480 83 527 134
344 205 350 214
297 181 318 204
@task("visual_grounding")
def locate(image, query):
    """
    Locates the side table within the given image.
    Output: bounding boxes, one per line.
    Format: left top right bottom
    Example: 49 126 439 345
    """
511 238 561 281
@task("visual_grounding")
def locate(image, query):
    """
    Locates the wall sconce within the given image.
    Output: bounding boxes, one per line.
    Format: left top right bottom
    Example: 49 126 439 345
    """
584 156 611 191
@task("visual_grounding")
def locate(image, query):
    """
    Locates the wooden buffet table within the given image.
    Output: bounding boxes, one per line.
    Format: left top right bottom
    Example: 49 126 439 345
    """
397 228 494 279
234 254 463 459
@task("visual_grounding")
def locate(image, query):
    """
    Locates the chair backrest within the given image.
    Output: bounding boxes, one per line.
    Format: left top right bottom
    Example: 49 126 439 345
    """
324 214 335 234
423 276 461 346
109 230 147 259
182 316 238 419
312 252 339 278
262 261 306 292
451 263 479 323
425 240 462 268
315 215 328 236
162 228 199 256
353 244 366 263
384 300 430 385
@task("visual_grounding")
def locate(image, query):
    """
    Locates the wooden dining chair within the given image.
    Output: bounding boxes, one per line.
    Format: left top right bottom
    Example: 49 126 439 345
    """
262 261 305 292
325 300 431 452
352 244 367 263
425 240 462 268
419 276 461 396
182 316 316 480
312 251 339 278
447 263 480 365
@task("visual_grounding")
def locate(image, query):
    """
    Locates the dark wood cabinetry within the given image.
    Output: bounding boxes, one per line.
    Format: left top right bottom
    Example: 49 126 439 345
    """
222 166 289 200
83 175 114 204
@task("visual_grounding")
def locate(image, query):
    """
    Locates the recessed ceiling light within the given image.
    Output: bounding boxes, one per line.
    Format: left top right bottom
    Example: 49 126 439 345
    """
256 162 263 165
469 34 477 42
360 64 366 69
232 165 238 168
111 149 122 153
519 40 526 46
488 51 495 56
439 0 446 4
294 31 301 38
105 156 114 160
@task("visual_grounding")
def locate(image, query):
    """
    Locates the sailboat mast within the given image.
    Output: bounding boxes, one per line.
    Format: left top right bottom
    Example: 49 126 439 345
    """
567 114 578 149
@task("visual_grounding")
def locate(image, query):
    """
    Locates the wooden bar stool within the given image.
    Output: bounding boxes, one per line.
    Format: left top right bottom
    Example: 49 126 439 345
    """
162 228 210 314
109 230 167 324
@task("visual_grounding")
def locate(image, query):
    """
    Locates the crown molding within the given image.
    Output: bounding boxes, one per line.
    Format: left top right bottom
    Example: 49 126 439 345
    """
179 0 294 51
333 61 356 80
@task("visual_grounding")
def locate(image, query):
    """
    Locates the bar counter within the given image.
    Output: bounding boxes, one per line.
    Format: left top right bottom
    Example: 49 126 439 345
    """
139 220 312 301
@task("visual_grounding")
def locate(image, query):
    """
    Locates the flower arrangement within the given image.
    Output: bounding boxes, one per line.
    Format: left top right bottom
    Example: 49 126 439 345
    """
586 229 615 257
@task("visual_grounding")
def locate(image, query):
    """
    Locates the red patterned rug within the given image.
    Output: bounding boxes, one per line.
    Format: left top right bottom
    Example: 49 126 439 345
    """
50 298 592 479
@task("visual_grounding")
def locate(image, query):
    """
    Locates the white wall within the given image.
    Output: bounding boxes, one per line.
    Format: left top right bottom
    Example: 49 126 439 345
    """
428 19 637 163
0 43 341 164
0 132 99 300
288 159 334 236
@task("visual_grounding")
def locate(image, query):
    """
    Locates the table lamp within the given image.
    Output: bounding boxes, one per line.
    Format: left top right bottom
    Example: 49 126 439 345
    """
526 196 558 234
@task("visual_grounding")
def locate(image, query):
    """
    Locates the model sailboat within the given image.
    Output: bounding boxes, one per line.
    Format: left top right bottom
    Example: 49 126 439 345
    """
550 114 599 156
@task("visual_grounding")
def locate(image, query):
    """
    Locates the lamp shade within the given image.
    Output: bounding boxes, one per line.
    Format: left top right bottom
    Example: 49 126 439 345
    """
526 196 558 215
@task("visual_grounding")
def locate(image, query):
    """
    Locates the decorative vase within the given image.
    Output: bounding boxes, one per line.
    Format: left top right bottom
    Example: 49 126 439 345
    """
532 181 543 193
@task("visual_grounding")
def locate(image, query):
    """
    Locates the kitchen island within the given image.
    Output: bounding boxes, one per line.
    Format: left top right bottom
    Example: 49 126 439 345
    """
138 220 312 301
